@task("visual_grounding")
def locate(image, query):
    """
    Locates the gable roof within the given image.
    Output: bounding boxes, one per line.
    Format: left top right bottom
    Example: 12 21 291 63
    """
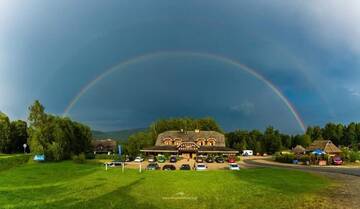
306 140 342 154
91 139 117 148
156 130 225 147
292 145 305 154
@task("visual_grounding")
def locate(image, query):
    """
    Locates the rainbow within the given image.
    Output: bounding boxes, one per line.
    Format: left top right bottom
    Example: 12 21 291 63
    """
63 51 306 132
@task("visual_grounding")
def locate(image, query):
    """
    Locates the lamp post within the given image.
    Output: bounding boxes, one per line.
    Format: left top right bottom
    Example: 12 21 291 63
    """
23 144 27 154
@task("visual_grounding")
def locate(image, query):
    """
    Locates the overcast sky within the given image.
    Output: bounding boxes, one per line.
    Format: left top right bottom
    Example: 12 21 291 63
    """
1 1 360 133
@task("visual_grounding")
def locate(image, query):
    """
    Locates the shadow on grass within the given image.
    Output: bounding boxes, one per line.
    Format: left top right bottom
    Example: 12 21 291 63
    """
29 177 159 209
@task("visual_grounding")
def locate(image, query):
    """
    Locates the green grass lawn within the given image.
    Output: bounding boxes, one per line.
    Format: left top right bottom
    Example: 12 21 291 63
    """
0 161 331 209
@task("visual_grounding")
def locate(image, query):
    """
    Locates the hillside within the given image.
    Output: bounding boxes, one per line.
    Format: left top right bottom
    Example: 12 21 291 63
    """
92 128 146 141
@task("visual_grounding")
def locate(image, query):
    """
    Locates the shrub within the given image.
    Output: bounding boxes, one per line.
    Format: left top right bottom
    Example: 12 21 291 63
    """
94 154 120 161
299 155 310 163
349 151 360 162
72 153 86 164
85 152 95 159
275 153 295 163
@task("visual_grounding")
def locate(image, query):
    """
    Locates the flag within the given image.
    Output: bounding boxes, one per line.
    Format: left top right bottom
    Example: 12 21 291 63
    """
118 145 122 156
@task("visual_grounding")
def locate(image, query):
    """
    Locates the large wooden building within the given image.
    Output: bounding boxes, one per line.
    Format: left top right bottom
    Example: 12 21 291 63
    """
91 139 117 154
141 129 238 158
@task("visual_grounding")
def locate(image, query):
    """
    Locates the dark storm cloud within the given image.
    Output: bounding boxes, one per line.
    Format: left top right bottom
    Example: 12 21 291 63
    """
1 0 360 133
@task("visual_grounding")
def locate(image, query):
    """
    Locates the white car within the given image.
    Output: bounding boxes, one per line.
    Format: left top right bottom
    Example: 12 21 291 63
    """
134 156 144 162
229 163 240 171
195 163 208 171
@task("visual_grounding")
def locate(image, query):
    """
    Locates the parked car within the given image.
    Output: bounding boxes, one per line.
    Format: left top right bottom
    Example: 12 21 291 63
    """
147 163 160 170
332 156 343 165
162 164 176 170
170 156 177 163
196 157 204 163
242 150 253 156
180 164 191 170
134 156 144 162
228 158 236 163
205 157 214 163
157 155 166 163
215 157 225 163
229 163 240 171
195 163 208 171
148 156 156 163
124 155 134 162
104 161 123 167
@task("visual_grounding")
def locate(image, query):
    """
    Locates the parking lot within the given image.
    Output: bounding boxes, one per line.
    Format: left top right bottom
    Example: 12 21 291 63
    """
120 158 237 170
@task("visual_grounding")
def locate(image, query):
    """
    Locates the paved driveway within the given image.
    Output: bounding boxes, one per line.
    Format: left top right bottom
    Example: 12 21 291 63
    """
242 157 360 177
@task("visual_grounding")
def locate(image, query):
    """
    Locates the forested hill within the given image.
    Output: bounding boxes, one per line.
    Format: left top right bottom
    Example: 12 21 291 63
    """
92 128 147 141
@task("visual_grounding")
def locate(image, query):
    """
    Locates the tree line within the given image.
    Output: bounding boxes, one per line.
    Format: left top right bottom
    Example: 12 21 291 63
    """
123 118 360 156
227 123 360 154
0 101 92 161
0 113 28 153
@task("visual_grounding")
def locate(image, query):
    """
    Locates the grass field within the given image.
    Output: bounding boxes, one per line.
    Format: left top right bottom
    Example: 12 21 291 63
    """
0 160 331 209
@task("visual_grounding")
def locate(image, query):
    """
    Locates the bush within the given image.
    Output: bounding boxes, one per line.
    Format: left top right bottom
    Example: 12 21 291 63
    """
94 154 120 161
85 152 95 159
275 153 295 163
72 153 86 164
299 155 310 163
340 148 360 162
349 151 360 162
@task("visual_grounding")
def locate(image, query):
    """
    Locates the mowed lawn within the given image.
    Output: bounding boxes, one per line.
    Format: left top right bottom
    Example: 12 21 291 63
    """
0 161 331 209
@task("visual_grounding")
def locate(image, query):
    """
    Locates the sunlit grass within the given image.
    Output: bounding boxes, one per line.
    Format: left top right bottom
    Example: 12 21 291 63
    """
0 161 331 209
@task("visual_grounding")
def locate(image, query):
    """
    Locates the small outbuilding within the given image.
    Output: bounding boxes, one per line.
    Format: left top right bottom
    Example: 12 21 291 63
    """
292 145 306 155
306 140 342 156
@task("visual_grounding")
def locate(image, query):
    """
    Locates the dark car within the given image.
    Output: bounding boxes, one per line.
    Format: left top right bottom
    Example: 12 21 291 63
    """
162 164 176 170
196 157 204 163
170 156 177 163
125 156 134 162
180 164 191 170
205 157 214 163
215 157 225 163
147 163 160 170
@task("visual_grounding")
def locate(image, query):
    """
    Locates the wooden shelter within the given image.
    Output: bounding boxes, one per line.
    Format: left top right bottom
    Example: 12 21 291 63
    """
292 145 306 155
306 140 342 156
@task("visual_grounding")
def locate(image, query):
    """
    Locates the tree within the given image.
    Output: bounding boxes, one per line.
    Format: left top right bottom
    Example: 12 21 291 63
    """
127 131 153 157
10 120 28 153
263 127 282 154
306 126 322 141
322 123 344 145
292 134 311 148
0 112 11 153
27 101 92 161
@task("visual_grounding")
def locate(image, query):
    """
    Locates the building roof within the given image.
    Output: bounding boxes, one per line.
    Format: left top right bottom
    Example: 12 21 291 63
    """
156 130 225 146
306 140 342 154
292 145 306 154
91 139 117 148
140 146 178 153
198 146 239 153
